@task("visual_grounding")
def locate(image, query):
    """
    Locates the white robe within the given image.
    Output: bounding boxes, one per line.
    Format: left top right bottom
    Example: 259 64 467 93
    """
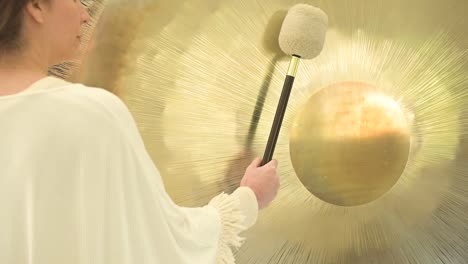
0 77 258 264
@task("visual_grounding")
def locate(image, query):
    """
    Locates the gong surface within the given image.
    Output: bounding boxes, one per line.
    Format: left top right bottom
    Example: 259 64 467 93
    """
290 81 411 206
70 0 468 263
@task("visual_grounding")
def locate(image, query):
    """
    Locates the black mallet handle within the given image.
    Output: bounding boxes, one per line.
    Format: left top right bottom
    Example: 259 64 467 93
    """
261 55 301 166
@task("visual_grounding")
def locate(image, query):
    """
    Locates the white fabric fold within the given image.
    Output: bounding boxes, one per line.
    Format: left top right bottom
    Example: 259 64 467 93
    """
0 77 258 264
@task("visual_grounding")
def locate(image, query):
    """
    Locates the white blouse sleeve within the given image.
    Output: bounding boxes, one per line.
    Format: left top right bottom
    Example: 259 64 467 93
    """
208 186 258 263
86 86 259 263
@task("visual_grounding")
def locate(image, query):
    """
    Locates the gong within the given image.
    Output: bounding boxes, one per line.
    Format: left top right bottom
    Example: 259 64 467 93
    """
61 0 468 262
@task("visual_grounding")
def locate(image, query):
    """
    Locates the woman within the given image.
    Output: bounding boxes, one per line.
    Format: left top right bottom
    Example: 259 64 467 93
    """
0 0 280 263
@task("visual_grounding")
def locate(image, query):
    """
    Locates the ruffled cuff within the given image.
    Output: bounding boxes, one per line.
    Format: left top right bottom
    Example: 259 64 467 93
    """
208 187 258 264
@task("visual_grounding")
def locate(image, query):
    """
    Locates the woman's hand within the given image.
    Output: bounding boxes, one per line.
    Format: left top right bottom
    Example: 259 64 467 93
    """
240 157 280 209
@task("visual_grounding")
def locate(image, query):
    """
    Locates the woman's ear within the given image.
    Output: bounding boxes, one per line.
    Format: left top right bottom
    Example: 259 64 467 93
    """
24 0 47 24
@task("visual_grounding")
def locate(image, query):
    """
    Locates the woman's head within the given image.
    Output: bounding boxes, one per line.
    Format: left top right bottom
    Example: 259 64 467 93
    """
0 0 90 65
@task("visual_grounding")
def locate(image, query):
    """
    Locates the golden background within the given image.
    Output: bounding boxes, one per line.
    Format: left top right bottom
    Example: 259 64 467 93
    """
56 0 468 262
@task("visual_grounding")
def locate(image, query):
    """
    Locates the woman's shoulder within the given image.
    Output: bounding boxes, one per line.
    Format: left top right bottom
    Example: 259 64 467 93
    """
54 78 127 112
29 77 136 136
53 80 145 155
45 78 132 122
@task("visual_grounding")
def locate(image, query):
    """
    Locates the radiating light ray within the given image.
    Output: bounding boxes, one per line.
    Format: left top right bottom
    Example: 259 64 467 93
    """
67 0 468 263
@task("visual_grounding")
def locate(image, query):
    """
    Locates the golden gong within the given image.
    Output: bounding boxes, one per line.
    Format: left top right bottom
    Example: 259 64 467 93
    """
290 81 410 206
62 0 468 262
